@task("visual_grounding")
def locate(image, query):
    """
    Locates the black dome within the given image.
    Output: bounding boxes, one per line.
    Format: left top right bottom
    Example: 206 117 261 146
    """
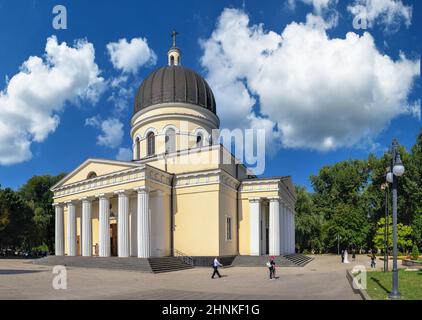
133 65 216 115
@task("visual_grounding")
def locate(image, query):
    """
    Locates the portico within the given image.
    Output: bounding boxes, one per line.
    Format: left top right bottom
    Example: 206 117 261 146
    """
52 161 171 258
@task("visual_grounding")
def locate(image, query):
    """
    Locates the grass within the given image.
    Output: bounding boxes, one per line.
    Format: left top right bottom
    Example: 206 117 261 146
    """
366 269 422 300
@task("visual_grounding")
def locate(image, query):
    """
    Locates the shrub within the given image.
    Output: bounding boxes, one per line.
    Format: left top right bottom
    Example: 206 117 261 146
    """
411 245 420 260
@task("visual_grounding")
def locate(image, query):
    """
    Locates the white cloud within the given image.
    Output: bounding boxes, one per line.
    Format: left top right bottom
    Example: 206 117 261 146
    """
85 116 124 149
0 36 104 165
287 0 339 27
116 147 132 161
287 0 336 13
107 37 157 74
200 8 420 152
347 0 412 32
107 75 134 114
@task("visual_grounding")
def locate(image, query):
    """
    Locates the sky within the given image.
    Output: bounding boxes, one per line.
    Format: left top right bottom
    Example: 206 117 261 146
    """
0 0 420 191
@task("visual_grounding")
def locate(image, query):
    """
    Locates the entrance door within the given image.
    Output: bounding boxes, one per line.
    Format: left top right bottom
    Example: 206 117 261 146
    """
265 228 269 255
110 224 118 256
76 235 81 256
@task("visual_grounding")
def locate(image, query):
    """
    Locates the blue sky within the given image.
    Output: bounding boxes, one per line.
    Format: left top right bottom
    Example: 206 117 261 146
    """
0 0 420 191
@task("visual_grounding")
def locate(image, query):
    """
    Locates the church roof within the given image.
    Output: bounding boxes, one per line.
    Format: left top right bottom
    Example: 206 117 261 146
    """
133 65 216 115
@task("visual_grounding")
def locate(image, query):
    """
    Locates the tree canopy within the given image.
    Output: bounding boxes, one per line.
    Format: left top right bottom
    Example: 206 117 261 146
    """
295 130 422 254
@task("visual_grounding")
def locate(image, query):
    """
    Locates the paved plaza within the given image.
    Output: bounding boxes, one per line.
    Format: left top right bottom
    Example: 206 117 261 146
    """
0 255 380 300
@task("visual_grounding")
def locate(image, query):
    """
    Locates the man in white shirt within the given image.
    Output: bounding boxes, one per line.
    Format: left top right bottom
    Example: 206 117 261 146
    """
211 257 223 279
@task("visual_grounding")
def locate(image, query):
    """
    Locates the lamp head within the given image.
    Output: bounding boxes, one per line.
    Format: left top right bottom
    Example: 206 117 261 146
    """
393 154 405 177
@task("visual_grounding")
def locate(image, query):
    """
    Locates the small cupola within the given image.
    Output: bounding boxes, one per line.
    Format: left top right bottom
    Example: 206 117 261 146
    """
168 30 181 66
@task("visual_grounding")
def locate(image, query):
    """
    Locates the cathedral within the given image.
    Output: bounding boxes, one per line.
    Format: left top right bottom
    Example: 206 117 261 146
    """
51 34 297 263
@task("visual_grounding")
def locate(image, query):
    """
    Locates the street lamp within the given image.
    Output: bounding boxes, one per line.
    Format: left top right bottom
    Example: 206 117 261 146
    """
381 180 389 272
386 138 404 300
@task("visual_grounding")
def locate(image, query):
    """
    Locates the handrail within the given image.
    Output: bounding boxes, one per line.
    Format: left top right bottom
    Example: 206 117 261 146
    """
171 249 194 267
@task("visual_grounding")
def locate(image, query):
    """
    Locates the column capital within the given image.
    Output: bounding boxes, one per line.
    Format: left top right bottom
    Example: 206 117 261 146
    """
249 197 261 203
268 196 280 202
53 202 64 207
79 196 94 202
96 193 112 199
114 189 129 196
65 200 77 206
134 186 149 193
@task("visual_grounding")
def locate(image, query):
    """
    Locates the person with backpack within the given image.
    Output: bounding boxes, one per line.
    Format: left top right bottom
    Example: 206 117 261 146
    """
267 256 276 280
211 257 223 279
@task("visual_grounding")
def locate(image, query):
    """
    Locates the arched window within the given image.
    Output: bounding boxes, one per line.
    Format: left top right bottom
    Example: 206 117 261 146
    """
136 137 140 160
170 55 175 66
165 128 176 154
87 171 97 179
196 133 203 148
147 132 155 156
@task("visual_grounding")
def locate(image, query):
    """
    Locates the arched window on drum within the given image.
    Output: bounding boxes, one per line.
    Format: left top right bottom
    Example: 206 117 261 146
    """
147 132 155 156
196 132 204 148
165 128 176 154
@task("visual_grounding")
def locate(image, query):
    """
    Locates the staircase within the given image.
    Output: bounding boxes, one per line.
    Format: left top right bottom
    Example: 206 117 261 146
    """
148 257 193 273
232 254 313 267
34 256 192 273
283 253 314 267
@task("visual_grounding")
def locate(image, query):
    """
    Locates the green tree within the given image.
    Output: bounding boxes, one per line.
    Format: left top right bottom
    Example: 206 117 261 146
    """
18 173 65 251
295 186 323 253
373 217 413 253
311 160 371 252
411 214 422 249
0 187 33 249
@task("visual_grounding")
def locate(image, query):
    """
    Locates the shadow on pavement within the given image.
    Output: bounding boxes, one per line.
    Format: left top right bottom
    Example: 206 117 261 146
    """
0 269 46 275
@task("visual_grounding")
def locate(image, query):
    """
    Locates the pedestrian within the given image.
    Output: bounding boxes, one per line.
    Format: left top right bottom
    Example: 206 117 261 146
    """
370 253 376 269
211 257 223 279
341 249 345 263
352 249 356 261
267 256 276 280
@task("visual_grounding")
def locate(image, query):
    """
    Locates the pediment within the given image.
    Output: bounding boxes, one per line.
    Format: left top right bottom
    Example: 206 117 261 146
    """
52 158 142 190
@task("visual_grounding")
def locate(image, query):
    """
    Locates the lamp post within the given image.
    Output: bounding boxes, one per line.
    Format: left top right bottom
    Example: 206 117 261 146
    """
381 181 389 272
386 138 404 300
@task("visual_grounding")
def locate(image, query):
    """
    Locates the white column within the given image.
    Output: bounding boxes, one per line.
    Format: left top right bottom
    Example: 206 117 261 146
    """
249 198 261 256
292 209 296 254
81 197 92 257
54 204 64 256
136 187 150 258
288 208 293 254
66 201 77 256
98 194 110 257
269 197 281 256
283 203 288 254
116 190 130 257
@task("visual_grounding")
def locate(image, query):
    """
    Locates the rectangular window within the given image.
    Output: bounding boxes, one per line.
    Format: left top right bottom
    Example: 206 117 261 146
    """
226 216 232 241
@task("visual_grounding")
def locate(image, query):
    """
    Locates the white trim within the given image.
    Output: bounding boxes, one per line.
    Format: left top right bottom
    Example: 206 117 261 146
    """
162 124 179 135
131 102 220 128
51 158 142 190
144 127 158 138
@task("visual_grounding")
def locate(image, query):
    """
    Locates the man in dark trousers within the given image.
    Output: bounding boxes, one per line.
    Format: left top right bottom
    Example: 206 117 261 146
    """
211 257 223 279
341 249 345 263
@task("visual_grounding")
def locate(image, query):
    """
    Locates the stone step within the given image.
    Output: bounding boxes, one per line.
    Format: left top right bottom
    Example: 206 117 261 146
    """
34 256 193 273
